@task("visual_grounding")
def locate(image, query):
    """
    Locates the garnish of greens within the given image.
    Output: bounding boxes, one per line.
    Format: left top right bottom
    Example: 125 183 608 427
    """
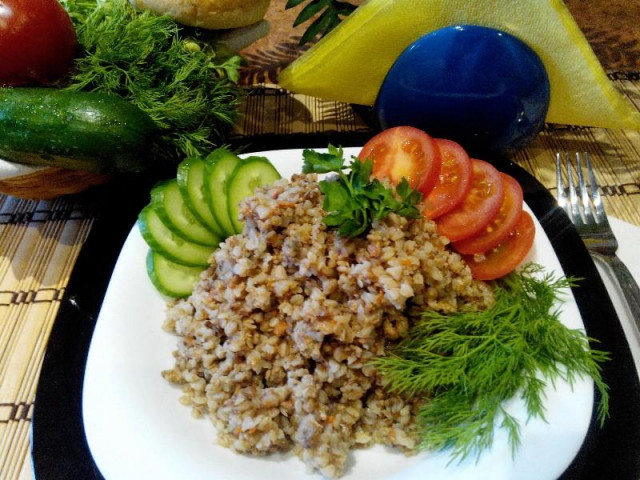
301 145 422 237
286 0 357 45
373 263 609 463
60 0 243 162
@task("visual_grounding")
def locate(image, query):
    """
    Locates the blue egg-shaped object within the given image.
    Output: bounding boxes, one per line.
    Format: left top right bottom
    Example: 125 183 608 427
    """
375 25 550 155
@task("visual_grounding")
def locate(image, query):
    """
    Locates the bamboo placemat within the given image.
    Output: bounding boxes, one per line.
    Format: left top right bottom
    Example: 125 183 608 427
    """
2 2 640 478
0 197 94 480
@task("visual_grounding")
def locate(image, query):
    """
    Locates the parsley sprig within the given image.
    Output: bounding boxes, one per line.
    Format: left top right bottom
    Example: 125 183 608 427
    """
302 146 422 237
285 0 357 46
373 264 610 463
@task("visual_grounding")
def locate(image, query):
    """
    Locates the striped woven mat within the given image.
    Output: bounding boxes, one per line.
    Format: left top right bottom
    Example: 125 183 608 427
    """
1 1 640 475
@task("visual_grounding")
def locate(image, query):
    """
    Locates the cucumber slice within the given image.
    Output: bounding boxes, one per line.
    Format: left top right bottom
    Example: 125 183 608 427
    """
146 250 203 298
138 205 212 267
177 157 225 238
151 179 222 247
204 148 242 237
227 157 281 233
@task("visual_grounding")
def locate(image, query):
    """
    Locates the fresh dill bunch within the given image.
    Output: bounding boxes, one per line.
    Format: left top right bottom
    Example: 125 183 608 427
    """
62 0 243 162
373 263 610 463
59 0 96 25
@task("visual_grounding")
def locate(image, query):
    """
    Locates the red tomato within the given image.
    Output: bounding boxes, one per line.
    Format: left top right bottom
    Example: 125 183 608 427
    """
434 159 505 242
452 173 524 254
358 126 441 195
463 211 536 281
0 0 77 86
422 138 472 219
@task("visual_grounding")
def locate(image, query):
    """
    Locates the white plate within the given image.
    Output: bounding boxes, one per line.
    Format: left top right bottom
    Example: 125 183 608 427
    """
83 147 592 480
0 158 45 180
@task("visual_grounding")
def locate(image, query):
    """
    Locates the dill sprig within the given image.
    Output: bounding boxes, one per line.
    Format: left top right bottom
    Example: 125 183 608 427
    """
59 0 96 24
61 0 243 162
373 263 610 463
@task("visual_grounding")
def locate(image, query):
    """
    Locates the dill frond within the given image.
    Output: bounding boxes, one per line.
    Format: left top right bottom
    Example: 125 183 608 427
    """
373 263 609 463
62 0 243 163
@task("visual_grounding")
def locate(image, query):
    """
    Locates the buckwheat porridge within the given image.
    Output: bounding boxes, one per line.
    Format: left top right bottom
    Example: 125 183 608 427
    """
161 173 494 477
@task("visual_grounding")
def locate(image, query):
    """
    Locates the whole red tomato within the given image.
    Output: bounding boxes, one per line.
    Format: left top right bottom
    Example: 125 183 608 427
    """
0 0 77 86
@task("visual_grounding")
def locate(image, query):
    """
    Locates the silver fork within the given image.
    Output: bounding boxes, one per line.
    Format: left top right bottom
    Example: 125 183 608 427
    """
556 152 640 340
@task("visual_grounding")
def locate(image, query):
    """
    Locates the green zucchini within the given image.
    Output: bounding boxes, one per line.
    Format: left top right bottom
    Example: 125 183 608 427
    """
138 205 212 267
140 148 281 297
227 157 281 233
146 250 203 298
150 179 221 247
204 148 242 237
176 157 225 237
0 88 157 174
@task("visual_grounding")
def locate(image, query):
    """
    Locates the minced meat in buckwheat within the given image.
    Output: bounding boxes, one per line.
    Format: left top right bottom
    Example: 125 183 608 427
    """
161 173 493 477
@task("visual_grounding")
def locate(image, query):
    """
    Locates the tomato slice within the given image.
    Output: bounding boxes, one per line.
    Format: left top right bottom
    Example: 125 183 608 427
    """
434 159 505 242
358 126 441 195
422 138 472 219
452 173 524 254
463 211 536 281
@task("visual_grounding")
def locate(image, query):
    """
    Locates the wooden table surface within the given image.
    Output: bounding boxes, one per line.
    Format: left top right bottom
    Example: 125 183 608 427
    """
1 2 639 479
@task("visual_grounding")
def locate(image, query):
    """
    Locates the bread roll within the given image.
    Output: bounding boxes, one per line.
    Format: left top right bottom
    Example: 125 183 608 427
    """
129 0 271 29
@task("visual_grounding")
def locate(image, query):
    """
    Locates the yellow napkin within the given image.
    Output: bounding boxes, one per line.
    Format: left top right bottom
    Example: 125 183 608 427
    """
278 0 640 130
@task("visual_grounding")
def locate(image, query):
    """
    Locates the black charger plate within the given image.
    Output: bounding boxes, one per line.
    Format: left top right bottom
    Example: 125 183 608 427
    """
30 134 640 480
